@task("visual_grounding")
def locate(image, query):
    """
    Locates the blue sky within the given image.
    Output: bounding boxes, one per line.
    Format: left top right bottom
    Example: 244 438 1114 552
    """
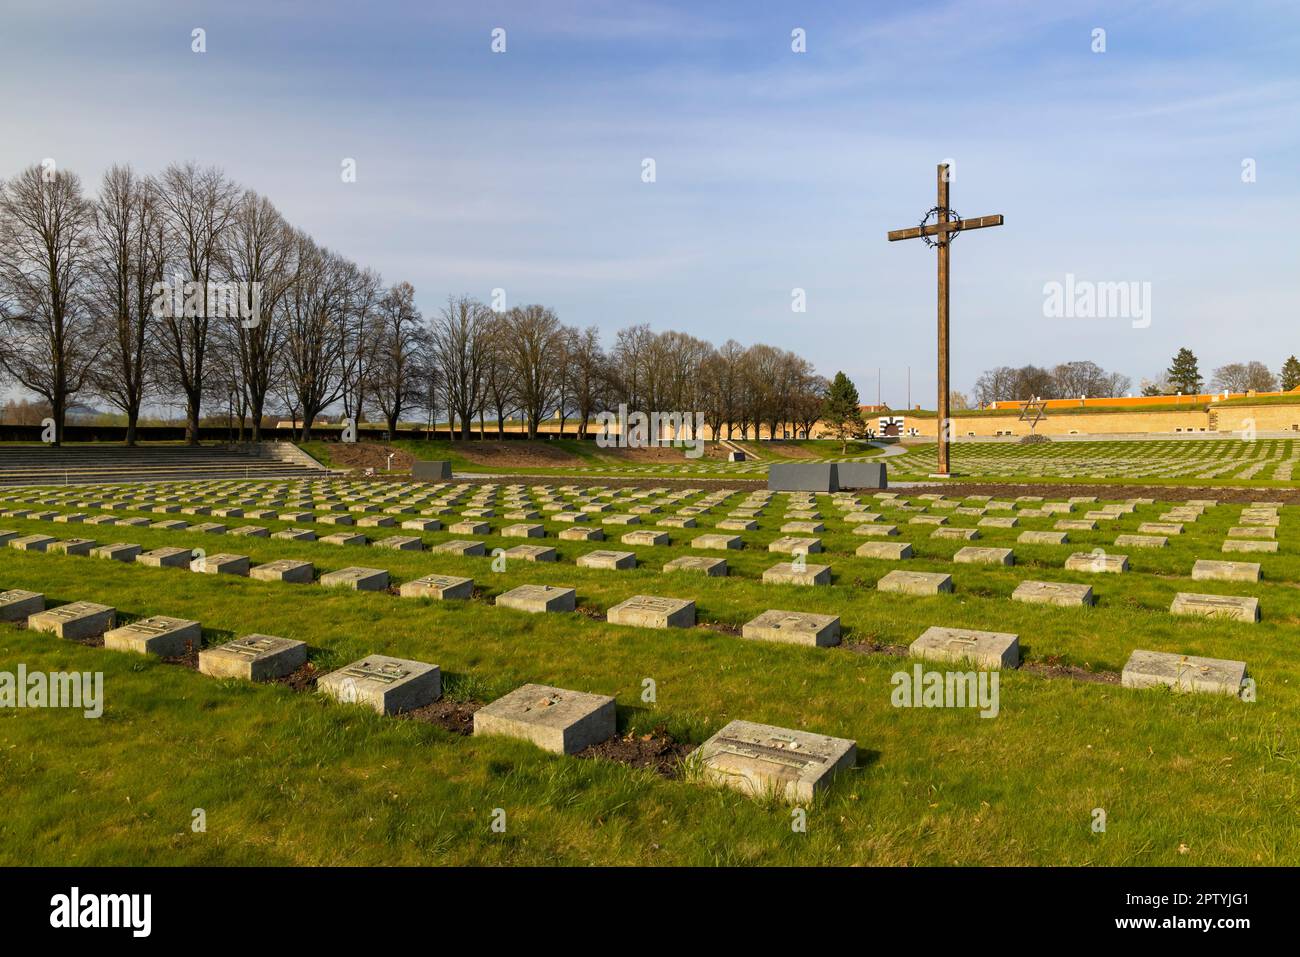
2 0 1297 406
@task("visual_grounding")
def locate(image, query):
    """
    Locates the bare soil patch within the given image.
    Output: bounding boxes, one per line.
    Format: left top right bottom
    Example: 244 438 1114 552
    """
446 440 588 469
403 698 481 735
600 443 730 463
270 661 321 693
760 441 822 460
579 728 695 778
326 443 416 471
161 646 200 670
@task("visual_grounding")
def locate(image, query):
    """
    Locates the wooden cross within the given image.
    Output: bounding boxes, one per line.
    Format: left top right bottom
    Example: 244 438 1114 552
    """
887 164 1003 476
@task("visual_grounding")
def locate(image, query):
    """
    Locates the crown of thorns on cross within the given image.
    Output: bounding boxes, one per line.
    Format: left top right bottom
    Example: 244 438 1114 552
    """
918 205 963 248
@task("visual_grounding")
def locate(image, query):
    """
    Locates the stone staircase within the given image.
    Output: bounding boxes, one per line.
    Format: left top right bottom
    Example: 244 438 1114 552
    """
0 443 328 486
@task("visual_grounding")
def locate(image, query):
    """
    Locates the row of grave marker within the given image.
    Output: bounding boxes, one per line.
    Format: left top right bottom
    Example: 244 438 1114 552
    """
2 535 1256 701
1 521 1267 625
2 589 858 803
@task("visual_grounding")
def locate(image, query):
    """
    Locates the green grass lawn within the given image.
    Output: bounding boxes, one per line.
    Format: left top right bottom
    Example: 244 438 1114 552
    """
0 481 1296 865
862 439 1300 487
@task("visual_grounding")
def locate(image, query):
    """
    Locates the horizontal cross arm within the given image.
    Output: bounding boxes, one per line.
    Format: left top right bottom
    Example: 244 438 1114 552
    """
887 213 1005 242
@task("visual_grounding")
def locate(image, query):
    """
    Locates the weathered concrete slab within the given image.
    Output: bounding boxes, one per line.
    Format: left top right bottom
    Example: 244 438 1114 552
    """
691 719 856 802
50 538 96 556
195 553 250 576
1170 592 1259 623
621 530 668 547
930 527 980 541
29 601 115 640
601 514 641 526
138 546 193 568
1191 559 1261 582
908 515 948 526
1139 523 1183 536
663 555 727 576
104 615 201 657
1121 650 1247 697
978 516 1019 529
474 683 616 755
199 634 307 680
877 570 953 595
496 584 576 613
230 525 270 538
714 519 755 532
1064 552 1129 573
1190 561 1258 582
742 610 841 647
398 574 474 599
1114 534 1167 549
692 534 743 550
250 559 315 584
854 523 900 537
1011 580 1094 607
577 549 637 570
659 516 699 528
1222 539 1278 554
780 521 825 534
401 518 442 532
763 562 831 585
1227 526 1274 539
502 544 557 562
9 534 56 552
449 520 490 535
90 543 141 562
856 541 913 560
768 536 822 555
502 523 545 538
430 539 486 556
558 526 603 541
953 546 1014 566
607 594 695 628
1018 530 1068 546
319 654 440 715
321 532 368 546
320 566 389 591
1054 519 1097 532
0 589 44 621
909 625 1020 668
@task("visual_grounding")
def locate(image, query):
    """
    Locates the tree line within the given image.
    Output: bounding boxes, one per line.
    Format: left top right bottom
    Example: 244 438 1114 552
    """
1146 348 1300 397
973 351 1300 406
0 162 827 445
972 361 1132 406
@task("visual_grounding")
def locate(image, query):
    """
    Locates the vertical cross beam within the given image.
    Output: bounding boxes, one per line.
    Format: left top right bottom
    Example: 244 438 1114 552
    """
936 164 951 475
886 165 1002 477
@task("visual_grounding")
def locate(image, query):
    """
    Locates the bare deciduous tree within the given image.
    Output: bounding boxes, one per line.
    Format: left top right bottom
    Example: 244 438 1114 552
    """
430 296 489 440
87 164 165 445
502 304 563 439
372 281 424 434
154 162 240 443
218 189 294 440
0 164 99 444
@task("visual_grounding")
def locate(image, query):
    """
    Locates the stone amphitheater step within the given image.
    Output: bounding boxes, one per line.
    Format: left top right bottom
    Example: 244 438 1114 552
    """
0 444 328 486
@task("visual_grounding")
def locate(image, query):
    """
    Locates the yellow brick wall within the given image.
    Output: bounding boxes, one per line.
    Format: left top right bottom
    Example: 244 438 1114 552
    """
899 403 1300 438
